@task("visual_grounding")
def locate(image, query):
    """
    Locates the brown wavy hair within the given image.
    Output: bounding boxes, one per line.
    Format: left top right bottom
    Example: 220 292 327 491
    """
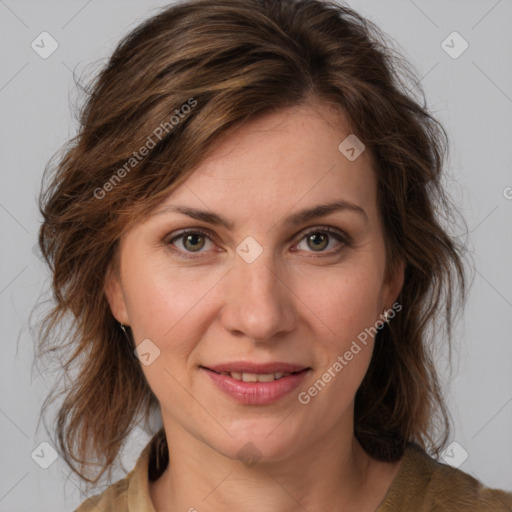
35 0 468 485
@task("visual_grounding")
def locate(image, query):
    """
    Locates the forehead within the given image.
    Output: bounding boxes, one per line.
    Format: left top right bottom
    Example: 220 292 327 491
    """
152 102 378 226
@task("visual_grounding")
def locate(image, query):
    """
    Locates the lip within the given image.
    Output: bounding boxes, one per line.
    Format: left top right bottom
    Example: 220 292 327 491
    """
200 364 311 405
205 361 308 374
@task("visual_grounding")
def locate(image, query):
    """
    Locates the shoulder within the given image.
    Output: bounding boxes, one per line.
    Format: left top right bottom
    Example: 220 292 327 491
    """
74 476 130 512
378 443 512 511
74 429 167 512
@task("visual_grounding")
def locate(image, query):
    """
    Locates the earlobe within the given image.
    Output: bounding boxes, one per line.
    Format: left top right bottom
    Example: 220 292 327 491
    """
385 258 405 308
104 266 130 325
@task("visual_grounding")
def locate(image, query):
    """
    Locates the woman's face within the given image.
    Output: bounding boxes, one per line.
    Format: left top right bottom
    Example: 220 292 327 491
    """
106 101 403 463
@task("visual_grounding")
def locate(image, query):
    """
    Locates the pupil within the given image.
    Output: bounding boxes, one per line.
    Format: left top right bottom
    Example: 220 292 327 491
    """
309 232 327 251
185 234 204 251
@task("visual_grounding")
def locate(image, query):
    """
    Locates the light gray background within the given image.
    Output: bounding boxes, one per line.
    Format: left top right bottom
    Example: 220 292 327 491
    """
1 0 511 510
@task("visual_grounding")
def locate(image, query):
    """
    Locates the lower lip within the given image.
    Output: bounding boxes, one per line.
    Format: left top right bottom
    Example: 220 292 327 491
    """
202 367 310 405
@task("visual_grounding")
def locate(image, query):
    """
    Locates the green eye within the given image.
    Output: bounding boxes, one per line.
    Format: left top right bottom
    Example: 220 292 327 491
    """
182 233 206 252
305 232 329 251
166 226 348 260
168 230 214 256
295 227 348 254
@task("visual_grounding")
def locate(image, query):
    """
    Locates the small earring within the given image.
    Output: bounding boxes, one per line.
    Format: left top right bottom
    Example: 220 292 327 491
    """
119 323 135 355
383 310 389 323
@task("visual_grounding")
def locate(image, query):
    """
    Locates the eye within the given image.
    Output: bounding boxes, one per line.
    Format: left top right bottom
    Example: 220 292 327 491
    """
293 226 348 255
167 229 215 257
166 226 349 259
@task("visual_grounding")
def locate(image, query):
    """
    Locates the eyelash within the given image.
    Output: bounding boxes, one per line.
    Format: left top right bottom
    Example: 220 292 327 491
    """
165 226 349 260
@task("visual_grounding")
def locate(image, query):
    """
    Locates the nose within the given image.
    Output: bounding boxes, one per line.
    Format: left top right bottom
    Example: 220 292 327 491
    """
219 247 297 342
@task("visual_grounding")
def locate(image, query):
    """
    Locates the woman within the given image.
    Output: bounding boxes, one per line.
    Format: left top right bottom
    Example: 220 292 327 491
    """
36 0 512 510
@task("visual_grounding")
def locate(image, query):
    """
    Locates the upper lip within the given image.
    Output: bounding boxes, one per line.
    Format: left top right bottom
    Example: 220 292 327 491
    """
203 362 310 374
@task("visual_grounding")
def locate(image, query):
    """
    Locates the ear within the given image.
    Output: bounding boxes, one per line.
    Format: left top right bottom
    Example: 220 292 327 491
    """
383 258 405 309
104 264 130 326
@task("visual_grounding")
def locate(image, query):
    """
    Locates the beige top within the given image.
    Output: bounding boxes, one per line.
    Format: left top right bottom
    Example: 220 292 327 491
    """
75 431 512 511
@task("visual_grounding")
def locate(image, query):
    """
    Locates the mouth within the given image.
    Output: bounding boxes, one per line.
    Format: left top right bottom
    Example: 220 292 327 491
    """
201 367 309 383
201 361 311 380
199 363 312 405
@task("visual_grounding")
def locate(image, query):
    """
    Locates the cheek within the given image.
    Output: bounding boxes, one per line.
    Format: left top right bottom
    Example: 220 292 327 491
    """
295 257 384 341
120 259 226 418
295 267 381 417
292 255 384 400
121 254 227 342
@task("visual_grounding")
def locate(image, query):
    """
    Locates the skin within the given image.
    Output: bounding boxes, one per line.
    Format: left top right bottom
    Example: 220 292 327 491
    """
105 101 405 512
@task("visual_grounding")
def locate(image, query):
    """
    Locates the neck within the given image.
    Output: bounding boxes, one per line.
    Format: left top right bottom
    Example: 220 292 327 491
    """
149 415 400 512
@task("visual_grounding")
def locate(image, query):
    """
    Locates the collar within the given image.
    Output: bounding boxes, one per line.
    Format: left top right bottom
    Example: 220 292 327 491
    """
126 429 167 512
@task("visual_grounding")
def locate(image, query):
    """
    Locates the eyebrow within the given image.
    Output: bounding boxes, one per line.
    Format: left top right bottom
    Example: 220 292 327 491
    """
152 199 368 230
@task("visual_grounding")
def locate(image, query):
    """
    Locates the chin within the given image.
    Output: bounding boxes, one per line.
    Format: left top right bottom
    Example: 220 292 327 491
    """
210 424 304 465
